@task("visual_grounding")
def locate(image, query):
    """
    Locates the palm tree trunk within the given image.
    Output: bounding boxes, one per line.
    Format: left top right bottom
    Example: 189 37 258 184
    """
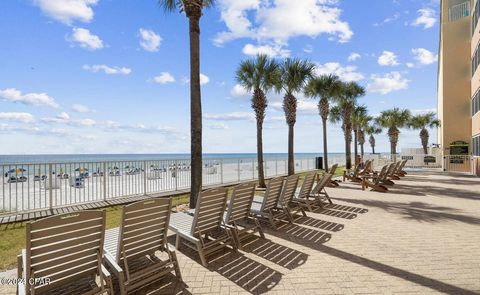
390 141 396 155
372 145 375 154
420 128 429 154
345 127 352 169
188 15 202 209
353 129 358 160
322 118 329 171
360 143 364 157
288 124 295 175
257 122 266 187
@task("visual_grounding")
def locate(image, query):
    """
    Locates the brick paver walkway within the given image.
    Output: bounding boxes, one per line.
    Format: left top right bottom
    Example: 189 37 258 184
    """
2 170 479 294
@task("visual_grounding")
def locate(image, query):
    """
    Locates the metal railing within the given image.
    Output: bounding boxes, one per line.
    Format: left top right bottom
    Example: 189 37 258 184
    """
0 156 316 214
449 1 470 21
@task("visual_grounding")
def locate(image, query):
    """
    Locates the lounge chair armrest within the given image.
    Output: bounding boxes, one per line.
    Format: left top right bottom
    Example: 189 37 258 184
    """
167 244 177 253
101 265 111 279
103 251 123 277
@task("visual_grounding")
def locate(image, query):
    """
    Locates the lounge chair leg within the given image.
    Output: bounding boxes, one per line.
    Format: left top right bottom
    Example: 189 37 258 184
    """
171 251 183 282
255 219 265 239
197 242 208 267
267 213 278 230
175 234 181 250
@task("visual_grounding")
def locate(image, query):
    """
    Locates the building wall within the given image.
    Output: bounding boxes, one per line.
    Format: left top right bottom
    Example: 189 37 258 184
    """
438 0 472 157
472 0 480 155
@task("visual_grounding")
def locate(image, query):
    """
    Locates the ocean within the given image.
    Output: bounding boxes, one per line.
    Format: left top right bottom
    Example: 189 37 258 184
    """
0 153 340 164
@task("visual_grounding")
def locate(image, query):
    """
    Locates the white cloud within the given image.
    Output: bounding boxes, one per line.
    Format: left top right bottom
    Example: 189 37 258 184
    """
374 12 400 27
57 112 70 120
214 0 353 46
208 123 230 130
303 45 313 53
270 98 318 115
71 104 93 113
33 0 98 25
378 51 400 66
0 88 59 108
82 64 131 75
0 112 35 123
348 52 361 61
231 84 250 97
314 62 364 82
200 73 210 85
182 74 211 85
411 8 436 29
411 48 438 65
242 43 290 58
367 72 409 95
204 112 254 121
406 62 415 68
153 72 175 84
69 27 103 50
139 28 162 52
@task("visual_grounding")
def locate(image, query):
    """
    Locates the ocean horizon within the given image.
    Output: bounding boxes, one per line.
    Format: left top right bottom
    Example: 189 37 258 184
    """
0 152 349 164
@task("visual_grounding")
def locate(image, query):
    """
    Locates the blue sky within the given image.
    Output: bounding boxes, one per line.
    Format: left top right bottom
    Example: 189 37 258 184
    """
0 0 440 154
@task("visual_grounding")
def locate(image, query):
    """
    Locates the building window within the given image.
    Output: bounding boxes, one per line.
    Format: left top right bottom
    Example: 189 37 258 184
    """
472 89 480 116
474 0 480 33
473 136 480 156
472 43 480 76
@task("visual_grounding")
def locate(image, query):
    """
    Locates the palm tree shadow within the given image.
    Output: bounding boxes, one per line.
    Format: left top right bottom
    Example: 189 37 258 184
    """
240 236 309 270
322 203 369 214
333 197 480 225
311 207 358 219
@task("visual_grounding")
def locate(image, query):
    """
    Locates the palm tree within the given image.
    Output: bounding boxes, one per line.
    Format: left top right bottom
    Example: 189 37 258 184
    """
280 58 315 175
351 104 368 159
236 54 281 188
409 112 440 154
376 108 411 157
304 74 342 171
330 81 366 169
159 0 215 209
365 124 382 154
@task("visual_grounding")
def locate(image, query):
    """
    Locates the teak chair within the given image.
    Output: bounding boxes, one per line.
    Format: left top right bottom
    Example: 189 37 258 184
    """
250 176 286 230
382 163 397 185
310 173 334 206
169 188 236 267
224 182 265 250
362 165 389 193
292 171 318 212
278 174 305 222
17 211 113 295
343 165 362 182
326 164 340 187
396 159 408 177
103 198 182 295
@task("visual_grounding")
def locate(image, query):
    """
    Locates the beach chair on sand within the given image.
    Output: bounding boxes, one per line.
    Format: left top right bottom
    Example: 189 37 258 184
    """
169 188 237 267
224 183 265 250
250 176 286 230
362 165 389 193
17 211 113 295
343 165 362 182
326 164 340 187
103 199 182 295
310 173 334 206
292 172 318 212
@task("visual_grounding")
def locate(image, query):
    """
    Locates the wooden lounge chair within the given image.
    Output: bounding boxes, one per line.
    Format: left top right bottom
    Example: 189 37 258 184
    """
292 171 318 212
359 159 373 176
389 161 403 181
169 188 237 267
326 164 340 187
343 165 362 182
362 165 389 193
224 182 265 250
278 174 306 222
103 198 182 295
382 163 397 185
310 173 334 206
396 159 408 177
250 176 286 230
17 211 113 295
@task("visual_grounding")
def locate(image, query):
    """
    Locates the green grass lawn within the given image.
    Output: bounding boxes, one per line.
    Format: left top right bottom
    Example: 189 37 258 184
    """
0 169 342 271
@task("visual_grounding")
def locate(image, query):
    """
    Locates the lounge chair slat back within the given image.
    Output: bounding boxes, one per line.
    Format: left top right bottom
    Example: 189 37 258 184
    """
375 165 388 184
26 210 105 294
118 198 171 262
225 183 256 223
328 164 338 175
280 175 300 205
311 173 333 195
192 188 228 236
260 177 285 211
297 172 316 200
